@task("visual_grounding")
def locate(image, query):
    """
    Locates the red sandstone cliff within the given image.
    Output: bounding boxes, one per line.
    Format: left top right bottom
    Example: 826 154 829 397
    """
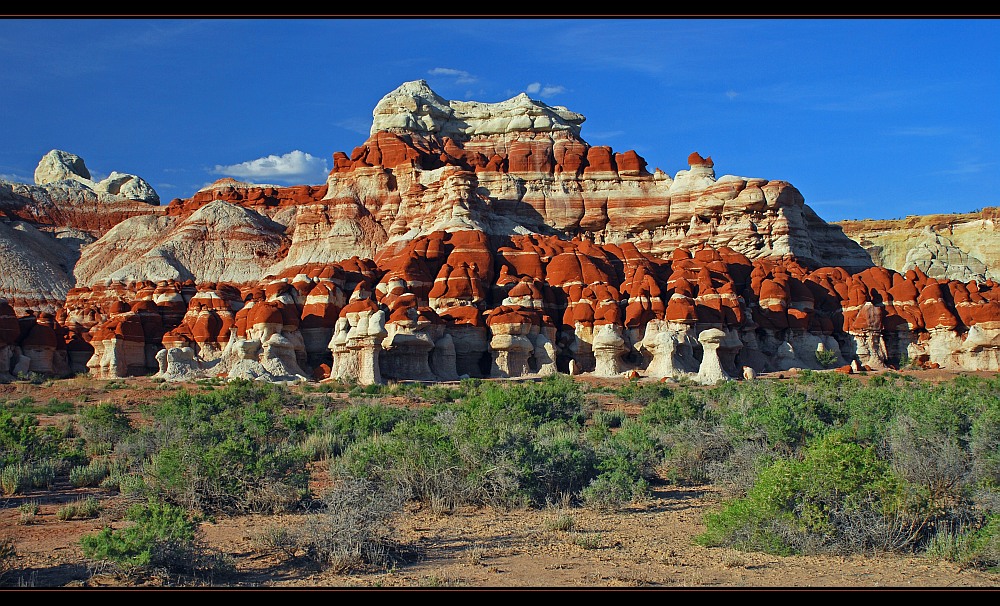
1 81 995 384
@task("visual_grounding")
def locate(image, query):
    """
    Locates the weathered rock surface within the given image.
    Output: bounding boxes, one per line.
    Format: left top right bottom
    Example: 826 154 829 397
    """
0 150 161 312
2 82 998 382
837 209 1000 283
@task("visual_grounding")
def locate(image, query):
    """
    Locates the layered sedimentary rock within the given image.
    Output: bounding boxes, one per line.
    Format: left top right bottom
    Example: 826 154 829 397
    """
75 199 290 286
0 150 161 313
2 80 999 384
837 209 1000 283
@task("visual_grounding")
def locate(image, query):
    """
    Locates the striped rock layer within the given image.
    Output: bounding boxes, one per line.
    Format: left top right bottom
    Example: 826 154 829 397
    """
1 81 997 383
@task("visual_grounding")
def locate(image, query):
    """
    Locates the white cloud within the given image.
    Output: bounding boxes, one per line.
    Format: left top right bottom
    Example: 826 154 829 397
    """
524 82 565 99
428 67 477 84
212 150 329 184
726 90 739 100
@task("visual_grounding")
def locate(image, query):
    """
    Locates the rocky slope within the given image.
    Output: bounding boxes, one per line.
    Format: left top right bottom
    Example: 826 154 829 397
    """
1 80 998 384
0 150 161 312
836 208 1000 283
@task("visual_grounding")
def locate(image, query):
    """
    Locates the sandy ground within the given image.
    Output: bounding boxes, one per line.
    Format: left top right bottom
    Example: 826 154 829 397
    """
1 373 998 591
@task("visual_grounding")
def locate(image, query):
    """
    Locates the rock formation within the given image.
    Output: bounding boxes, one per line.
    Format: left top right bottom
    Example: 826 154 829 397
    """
2 81 999 383
837 209 1000 283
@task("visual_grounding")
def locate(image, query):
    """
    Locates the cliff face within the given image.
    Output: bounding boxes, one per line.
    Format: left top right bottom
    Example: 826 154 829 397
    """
1 80 997 384
320 80 873 271
836 208 1000 283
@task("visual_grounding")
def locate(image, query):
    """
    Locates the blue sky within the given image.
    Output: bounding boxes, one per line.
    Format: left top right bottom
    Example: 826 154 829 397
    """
0 17 996 223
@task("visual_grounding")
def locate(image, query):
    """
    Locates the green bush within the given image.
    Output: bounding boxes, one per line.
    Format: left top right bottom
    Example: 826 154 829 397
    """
140 379 311 514
637 389 704 427
717 379 841 455
531 421 599 503
0 410 65 467
581 419 661 508
1 459 64 494
334 377 603 510
815 348 838 369
78 402 134 455
70 459 110 487
18 501 39 525
57 496 101 521
80 498 199 570
470 373 587 425
0 464 25 496
336 416 465 513
925 514 999 571
698 431 906 555
320 400 411 455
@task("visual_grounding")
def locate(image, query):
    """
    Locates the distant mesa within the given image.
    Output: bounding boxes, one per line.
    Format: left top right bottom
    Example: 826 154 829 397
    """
1 80 998 386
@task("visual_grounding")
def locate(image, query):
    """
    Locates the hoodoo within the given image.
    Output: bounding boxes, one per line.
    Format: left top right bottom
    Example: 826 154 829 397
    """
1 80 998 384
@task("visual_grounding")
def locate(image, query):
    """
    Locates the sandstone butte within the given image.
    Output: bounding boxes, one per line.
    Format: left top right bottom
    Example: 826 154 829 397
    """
1 79 999 386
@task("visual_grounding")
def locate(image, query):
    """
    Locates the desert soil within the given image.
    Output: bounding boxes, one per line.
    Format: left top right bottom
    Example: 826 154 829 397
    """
1 372 999 591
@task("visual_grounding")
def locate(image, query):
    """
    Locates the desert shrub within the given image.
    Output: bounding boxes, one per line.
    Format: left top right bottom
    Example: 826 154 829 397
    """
544 513 576 532
581 419 662 509
716 379 841 456
659 418 742 486
445 396 548 509
77 495 102 518
70 459 110 487
80 498 200 572
467 373 587 425
698 431 907 555
815 348 838 368
336 414 466 513
451 379 601 507
15 371 45 385
2 459 65 494
103 380 128 391
348 383 390 398
318 400 412 456
139 379 311 514
0 409 67 467
56 503 77 521
286 476 411 572
704 438 781 497
826 491 927 555
970 404 1000 501
298 431 339 461
637 388 704 427
17 501 39 525
6 397 74 415
615 382 672 405
250 526 299 559
57 496 102 521
334 378 601 510
530 421 599 503
0 465 25 496
78 401 134 456
591 408 627 429
580 468 650 510
924 515 999 571
889 413 972 514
